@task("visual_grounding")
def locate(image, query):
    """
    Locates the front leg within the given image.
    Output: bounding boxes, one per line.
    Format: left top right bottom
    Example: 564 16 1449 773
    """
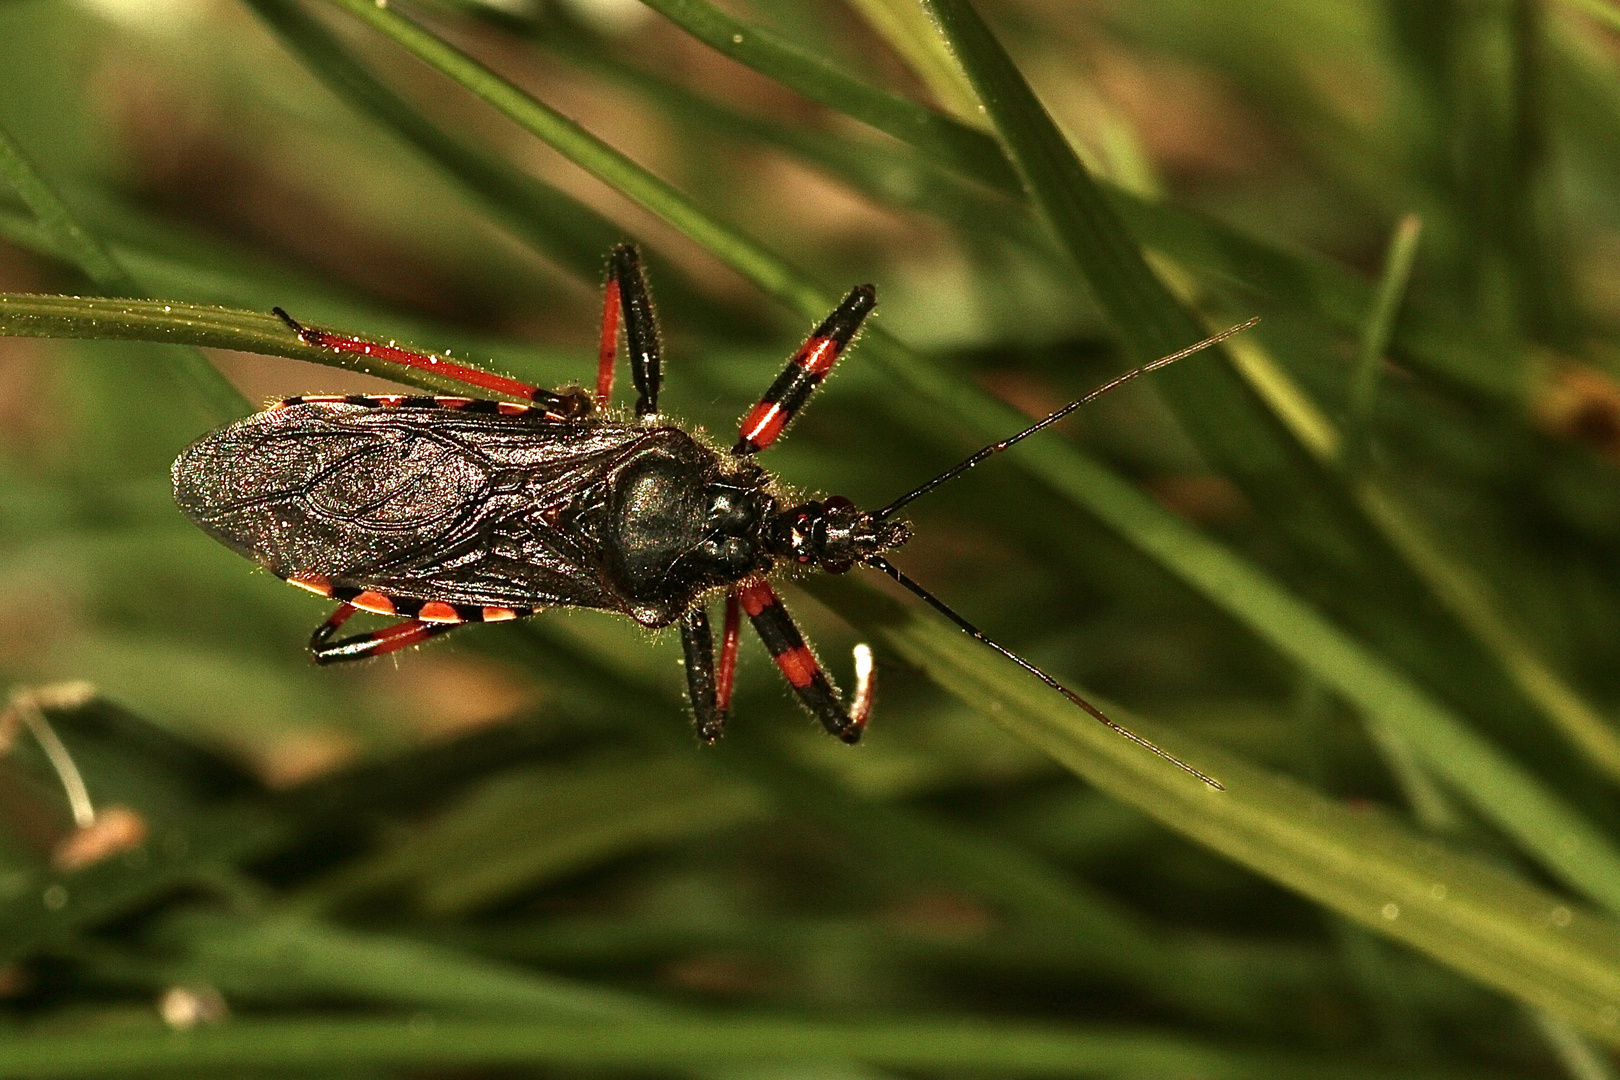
734 284 875 456
735 580 874 743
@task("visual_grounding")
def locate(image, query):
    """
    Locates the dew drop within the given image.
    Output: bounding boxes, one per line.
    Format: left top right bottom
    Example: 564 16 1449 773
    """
1380 902 1399 920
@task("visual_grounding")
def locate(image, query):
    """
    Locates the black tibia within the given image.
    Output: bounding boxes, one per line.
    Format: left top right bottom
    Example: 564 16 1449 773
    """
679 605 726 743
814 284 878 347
610 245 662 417
309 604 460 665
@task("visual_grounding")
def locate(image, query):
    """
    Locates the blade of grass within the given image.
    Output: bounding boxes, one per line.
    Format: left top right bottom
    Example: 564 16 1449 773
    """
806 573 1620 1041
1347 213 1424 468
921 0 1411 568
627 0 1021 194
1436 0 1558 344
243 0 622 285
1196 300 1620 787
152 911 660 1019
240 0 734 329
916 0 1620 893
841 0 986 125
0 295 542 397
1537 1010 1620 1080
490 623 1277 1025
0 121 247 420
0 1015 1525 1077
529 18 1052 259
0 205 589 391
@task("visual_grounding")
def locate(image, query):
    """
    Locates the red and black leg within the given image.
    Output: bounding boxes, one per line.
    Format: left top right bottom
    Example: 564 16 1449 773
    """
596 244 663 416
284 573 533 665
271 394 548 416
734 284 875 456
678 593 741 743
308 603 462 665
271 308 590 420
736 580 872 743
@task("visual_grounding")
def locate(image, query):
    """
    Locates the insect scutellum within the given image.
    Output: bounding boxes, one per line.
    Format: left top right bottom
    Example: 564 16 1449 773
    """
173 243 1253 788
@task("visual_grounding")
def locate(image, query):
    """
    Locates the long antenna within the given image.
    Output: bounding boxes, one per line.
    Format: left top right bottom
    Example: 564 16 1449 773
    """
867 556 1223 789
874 318 1260 522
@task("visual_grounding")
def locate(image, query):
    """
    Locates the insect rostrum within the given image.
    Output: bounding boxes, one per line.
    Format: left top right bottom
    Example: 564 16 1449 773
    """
173 244 1247 785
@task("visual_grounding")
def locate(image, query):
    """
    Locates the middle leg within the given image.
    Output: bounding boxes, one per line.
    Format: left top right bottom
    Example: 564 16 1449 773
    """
677 593 742 744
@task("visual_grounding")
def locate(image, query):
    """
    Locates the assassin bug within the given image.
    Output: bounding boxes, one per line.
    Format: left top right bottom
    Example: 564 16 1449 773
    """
172 244 1253 786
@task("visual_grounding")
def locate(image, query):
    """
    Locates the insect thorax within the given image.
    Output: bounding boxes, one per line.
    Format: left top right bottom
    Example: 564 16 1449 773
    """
577 427 776 627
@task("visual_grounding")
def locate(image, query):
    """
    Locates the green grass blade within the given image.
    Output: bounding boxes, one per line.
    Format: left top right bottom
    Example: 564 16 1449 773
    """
916 0 1620 886
243 0 618 285
1349 480 1620 787
918 0 1201 360
842 0 986 124
0 123 247 421
534 20 1051 257
919 0 1421 627
1348 213 1424 463
631 0 1019 194
242 0 730 328
156 912 660 1019
0 1016 1530 1077
0 294 539 397
0 124 130 295
806 574 1620 1039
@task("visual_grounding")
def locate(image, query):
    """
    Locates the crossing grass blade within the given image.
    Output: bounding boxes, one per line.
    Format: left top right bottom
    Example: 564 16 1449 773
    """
0 294 542 398
0 1015 1535 1078
630 0 1019 194
804 574 1620 1040
0 121 247 420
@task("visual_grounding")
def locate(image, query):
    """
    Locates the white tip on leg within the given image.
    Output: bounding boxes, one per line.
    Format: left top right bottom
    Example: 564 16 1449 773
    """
851 643 875 724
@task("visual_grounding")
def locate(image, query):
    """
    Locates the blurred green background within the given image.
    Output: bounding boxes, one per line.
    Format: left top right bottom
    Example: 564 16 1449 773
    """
5 0 1620 1074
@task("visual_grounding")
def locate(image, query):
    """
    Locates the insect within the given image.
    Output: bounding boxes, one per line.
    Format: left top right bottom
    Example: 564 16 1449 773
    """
172 244 1252 786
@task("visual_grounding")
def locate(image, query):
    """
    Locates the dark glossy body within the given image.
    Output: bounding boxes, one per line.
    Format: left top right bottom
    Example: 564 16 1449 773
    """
173 399 781 628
